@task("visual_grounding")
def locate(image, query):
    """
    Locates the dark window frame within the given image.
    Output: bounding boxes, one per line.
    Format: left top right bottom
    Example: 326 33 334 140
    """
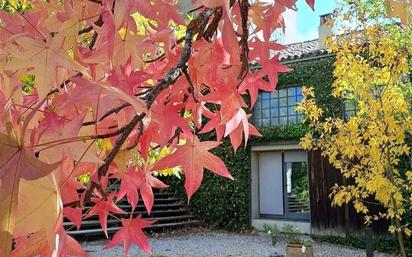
253 85 304 127
258 150 310 222
342 98 358 121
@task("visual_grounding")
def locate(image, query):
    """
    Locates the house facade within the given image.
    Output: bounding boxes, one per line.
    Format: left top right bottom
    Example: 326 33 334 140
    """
248 14 377 235
168 14 387 236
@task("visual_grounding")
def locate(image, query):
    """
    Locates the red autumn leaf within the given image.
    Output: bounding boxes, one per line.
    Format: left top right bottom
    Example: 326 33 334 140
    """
11 228 88 257
151 103 192 145
57 159 86 206
85 11 156 69
199 110 226 141
61 232 89 257
64 207 83 231
259 56 293 88
306 0 315 10
135 168 168 214
224 108 249 142
13 174 62 248
0 9 42 40
153 136 233 201
224 109 261 151
238 72 273 107
107 57 151 96
85 193 125 238
277 0 298 9
115 167 141 210
115 167 167 214
229 118 261 151
34 111 101 164
222 15 240 63
103 215 155 256
204 80 247 123
4 34 88 98
11 232 53 257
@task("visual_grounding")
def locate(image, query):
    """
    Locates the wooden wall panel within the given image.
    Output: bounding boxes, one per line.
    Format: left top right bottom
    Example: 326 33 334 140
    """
308 151 387 236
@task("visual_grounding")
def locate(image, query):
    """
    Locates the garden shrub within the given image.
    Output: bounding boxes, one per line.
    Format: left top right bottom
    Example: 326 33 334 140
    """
166 141 250 231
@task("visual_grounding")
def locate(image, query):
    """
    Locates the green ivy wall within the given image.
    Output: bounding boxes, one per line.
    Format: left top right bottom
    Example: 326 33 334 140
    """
167 56 339 231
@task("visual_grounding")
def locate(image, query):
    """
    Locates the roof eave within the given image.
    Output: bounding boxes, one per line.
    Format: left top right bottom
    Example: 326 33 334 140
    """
249 53 336 72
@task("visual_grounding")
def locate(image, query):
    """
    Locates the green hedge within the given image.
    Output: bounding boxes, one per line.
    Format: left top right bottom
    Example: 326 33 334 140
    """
251 123 308 144
166 142 250 231
167 57 337 231
278 57 340 118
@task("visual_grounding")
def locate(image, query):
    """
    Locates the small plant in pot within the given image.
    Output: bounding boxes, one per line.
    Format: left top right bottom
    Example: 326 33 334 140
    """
282 224 314 257
263 224 281 246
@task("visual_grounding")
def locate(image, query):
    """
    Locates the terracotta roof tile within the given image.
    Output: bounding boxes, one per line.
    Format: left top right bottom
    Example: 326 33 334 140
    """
272 39 329 61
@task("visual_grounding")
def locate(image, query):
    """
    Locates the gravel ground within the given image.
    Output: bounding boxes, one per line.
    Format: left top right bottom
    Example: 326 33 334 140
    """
82 231 397 257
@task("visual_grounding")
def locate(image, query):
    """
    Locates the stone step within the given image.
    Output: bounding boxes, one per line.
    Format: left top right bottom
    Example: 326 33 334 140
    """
64 215 195 228
117 202 185 211
115 197 181 205
67 220 200 236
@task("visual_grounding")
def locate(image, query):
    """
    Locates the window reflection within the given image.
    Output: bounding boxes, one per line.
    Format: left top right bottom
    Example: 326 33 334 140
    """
285 162 309 214
253 86 304 126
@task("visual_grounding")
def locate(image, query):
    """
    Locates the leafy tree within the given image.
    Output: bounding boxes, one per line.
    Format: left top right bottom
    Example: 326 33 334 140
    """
297 1 412 256
0 0 316 256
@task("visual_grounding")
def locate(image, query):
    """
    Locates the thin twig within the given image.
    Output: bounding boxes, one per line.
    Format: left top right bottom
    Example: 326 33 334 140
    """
97 113 146 178
238 0 250 79
126 119 144 150
183 69 199 103
78 15 103 35
84 113 146 202
82 102 131 126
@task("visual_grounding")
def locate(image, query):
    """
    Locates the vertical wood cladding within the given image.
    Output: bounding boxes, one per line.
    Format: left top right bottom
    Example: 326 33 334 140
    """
308 151 387 235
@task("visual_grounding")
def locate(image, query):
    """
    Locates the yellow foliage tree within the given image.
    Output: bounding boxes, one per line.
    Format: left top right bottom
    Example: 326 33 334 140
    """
297 1 412 256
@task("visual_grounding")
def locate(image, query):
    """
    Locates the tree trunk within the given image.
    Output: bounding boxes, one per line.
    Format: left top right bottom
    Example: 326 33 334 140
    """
396 218 407 257
365 226 374 257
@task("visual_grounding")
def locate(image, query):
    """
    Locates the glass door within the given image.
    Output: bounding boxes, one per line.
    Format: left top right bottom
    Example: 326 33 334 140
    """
284 151 310 220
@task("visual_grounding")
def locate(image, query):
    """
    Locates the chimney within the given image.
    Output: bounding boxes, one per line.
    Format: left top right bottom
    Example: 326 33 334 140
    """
318 13 333 49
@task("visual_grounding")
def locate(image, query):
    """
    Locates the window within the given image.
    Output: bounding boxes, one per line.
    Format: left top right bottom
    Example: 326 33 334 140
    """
343 99 358 120
258 150 310 221
253 86 304 127
285 162 309 215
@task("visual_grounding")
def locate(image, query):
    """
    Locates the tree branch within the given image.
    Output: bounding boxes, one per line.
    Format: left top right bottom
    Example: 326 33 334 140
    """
97 113 146 178
183 69 199 103
126 119 144 150
141 8 214 108
84 113 146 202
202 7 223 41
82 102 131 126
78 15 103 35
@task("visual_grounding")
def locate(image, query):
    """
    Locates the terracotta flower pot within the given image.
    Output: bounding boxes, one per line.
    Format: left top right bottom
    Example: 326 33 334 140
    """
285 243 314 257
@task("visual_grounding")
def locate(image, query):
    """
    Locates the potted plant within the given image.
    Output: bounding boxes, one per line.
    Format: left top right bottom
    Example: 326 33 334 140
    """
263 224 285 257
263 224 280 246
282 224 314 257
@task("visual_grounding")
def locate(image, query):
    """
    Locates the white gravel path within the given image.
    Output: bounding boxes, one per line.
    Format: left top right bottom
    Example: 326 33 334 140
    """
82 231 397 257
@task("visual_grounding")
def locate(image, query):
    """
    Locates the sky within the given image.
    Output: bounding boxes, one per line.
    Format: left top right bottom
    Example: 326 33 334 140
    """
283 0 338 43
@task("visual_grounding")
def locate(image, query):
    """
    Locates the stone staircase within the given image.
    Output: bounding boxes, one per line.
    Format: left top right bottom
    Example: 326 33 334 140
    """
65 190 199 237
